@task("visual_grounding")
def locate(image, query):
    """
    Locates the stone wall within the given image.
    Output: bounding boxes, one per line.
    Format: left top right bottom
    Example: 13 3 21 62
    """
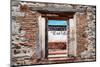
11 0 96 65
74 6 96 59
76 12 87 55
73 5 96 59
11 0 40 65
80 6 96 59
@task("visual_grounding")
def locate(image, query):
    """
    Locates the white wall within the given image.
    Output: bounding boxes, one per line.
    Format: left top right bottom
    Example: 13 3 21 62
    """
48 31 67 42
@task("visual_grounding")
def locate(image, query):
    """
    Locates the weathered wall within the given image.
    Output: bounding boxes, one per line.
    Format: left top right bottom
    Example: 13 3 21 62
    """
80 6 96 59
11 0 41 65
72 5 96 60
76 12 87 55
74 6 96 60
11 0 96 65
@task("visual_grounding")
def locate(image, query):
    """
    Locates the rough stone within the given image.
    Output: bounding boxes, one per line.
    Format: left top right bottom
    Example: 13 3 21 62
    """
11 1 96 65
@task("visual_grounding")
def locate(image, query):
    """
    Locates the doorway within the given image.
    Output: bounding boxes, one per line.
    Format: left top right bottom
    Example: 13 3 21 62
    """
38 12 77 61
45 18 69 61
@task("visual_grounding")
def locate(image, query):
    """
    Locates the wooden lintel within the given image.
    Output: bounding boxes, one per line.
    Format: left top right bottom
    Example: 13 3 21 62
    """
41 13 74 19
